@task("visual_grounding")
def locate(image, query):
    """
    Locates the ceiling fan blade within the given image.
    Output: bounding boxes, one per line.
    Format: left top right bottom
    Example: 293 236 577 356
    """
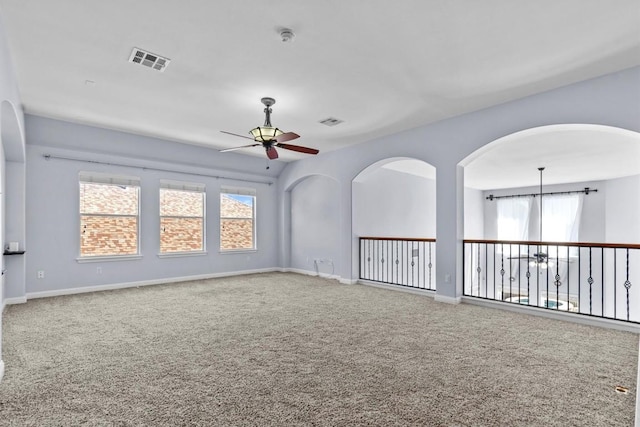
266 146 279 160
274 132 300 143
277 143 319 155
220 130 254 141
219 143 261 153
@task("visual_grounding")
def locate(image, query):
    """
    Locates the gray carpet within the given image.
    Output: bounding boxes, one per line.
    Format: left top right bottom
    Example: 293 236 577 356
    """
0 272 637 426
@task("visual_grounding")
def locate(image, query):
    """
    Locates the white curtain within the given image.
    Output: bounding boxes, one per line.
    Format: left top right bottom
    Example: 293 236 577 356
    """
497 197 532 241
540 194 583 243
497 197 533 291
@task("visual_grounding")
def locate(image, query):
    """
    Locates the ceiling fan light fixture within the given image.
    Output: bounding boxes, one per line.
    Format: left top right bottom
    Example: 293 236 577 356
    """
250 126 283 142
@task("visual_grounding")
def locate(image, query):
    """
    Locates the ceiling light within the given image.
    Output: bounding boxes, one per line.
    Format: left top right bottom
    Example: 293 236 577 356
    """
250 126 283 142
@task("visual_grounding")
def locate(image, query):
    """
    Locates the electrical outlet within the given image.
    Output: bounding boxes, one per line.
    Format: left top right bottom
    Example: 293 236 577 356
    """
37 270 45 279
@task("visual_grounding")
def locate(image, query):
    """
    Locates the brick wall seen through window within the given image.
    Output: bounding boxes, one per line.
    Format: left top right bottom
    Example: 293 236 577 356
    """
160 188 205 253
80 182 139 256
220 193 255 250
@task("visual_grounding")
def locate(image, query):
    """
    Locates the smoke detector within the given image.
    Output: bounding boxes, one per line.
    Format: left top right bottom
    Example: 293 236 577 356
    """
128 48 170 72
279 28 295 43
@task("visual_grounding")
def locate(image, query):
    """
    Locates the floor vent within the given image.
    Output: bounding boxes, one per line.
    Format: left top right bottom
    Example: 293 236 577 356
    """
615 385 629 394
128 48 170 72
319 117 344 127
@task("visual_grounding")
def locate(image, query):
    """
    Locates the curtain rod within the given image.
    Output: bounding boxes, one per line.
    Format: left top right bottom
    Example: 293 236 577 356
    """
43 154 274 186
486 187 597 201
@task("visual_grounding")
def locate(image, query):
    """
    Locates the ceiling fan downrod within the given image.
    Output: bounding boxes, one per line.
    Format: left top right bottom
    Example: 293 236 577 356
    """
261 97 275 127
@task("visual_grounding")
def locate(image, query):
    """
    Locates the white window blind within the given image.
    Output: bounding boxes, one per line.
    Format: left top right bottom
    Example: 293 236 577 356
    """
160 179 205 193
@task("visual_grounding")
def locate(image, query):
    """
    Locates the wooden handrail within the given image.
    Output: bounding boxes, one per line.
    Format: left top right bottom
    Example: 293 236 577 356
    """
464 239 640 250
360 237 436 242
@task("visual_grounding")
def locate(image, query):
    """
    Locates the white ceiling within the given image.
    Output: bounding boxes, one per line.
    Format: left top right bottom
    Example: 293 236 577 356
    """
1 0 639 163
465 125 640 190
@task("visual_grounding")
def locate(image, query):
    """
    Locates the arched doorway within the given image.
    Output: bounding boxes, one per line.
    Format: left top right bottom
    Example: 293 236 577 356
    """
352 158 436 290
460 124 640 323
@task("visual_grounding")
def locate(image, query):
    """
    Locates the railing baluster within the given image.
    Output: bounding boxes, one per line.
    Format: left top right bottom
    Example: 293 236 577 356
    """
614 248 617 320
555 245 560 310
601 248 604 317
567 246 571 311
587 248 593 314
578 247 582 315
526 245 531 305
460 240 639 324
625 249 631 322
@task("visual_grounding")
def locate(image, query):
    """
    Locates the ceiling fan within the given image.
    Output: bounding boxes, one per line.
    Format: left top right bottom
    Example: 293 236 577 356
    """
219 97 319 160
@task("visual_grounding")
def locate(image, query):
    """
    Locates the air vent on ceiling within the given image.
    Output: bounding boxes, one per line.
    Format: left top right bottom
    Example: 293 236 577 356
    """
319 117 344 127
128 48 170 72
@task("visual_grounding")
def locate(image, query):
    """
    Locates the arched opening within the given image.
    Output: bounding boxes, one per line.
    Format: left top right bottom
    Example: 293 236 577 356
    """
287 174 341 278
352 158 436 290
1 100 25 162
460 124 640 322
1 99 26 380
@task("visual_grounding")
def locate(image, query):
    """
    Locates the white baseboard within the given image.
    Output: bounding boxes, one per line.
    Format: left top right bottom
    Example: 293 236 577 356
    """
284 268 342 281
462 297 640 334
357 280 435 296
434 294 462 305
339 278 358 285
4 296 27 306
24 268 280 300
0 360 4 383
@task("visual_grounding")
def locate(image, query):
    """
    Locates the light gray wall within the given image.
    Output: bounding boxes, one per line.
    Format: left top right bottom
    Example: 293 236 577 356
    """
278 66 640 299
353 168 436 238
482 180 607 242
23 118 283 295
464 187 484 239
290 175 340 275
605 174 640 244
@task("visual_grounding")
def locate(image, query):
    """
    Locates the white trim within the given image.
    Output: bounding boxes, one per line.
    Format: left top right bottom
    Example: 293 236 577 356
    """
357 280 436 296
434 294 462 305
4 296 27 305
284 268 341 281
462 297 640 334
76 255 143 263
24 268 279 300
219 249 257 255
157 251 208 258
339 278 358 285
0 360 4 384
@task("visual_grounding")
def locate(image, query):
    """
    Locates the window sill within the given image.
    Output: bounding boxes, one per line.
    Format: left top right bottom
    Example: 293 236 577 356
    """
220 249 257 255
157 251 208 259
76 255 143 263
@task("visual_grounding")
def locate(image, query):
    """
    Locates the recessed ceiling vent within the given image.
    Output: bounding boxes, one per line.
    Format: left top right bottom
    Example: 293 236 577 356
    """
319 117 344 127
128 48 170 72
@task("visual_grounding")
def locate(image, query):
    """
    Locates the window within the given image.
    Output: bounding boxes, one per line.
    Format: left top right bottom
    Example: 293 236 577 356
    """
220 187 256 251
160 180 205 254
79 172 140 257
